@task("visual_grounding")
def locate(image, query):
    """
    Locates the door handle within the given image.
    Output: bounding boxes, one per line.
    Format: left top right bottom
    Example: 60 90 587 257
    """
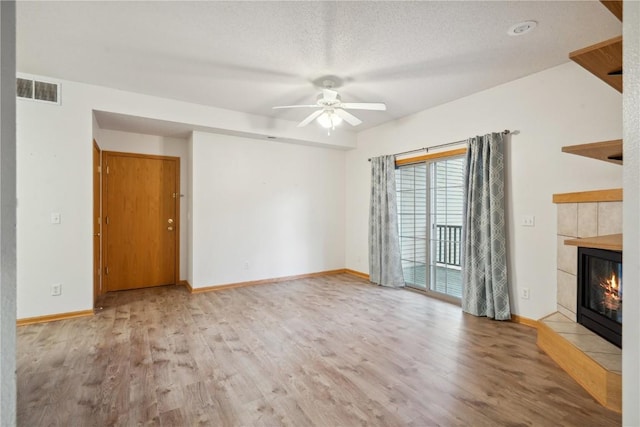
168 218 174 224
167 226 174 231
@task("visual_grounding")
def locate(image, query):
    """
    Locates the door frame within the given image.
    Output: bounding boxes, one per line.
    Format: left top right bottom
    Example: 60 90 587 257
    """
101 150 180 292
397 153 464 306
93 139 101 305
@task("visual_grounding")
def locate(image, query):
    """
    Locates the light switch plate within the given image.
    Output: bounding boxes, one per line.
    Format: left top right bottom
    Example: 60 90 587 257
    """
522 215 535 227
51 283 62 296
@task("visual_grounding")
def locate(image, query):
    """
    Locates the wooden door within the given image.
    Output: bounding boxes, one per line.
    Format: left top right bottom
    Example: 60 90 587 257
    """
103 151 179 291
93 140 101 303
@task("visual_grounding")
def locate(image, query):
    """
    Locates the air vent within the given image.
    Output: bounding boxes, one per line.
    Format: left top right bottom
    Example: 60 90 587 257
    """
17 76 60 104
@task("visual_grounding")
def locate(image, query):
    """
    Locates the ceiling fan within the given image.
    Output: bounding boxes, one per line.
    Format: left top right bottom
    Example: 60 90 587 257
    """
273 77 386 131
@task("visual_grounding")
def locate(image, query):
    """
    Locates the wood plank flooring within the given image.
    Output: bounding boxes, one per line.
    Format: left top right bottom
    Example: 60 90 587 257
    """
17 274 621 426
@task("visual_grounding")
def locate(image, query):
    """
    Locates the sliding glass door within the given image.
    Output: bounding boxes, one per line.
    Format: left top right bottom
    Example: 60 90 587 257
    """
397 164 428 288
429 157 464 299
397 155 464 300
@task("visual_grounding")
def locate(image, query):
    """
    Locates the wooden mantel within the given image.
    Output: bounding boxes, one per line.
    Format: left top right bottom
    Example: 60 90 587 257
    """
564 234 622 251
552 188 622 204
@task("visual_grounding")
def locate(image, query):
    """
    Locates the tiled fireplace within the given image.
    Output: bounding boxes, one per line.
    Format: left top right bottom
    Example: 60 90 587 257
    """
538 193 622 412
556 200 622 320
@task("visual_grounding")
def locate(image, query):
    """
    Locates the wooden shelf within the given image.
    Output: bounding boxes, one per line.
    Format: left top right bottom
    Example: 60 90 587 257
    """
562 139 622 165
601 0 623 22
564 234 622 251
553 188 622 204
570 36 622 93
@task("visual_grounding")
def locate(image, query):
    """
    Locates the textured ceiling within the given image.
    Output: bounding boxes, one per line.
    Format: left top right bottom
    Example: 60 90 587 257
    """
17 1 621 131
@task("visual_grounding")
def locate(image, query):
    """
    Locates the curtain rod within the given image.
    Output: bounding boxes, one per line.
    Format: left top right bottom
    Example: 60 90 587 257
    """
368 129 513 162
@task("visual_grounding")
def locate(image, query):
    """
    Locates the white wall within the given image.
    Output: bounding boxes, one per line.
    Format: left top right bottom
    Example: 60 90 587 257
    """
190 131 345 288
346 62 622 320
187 132 194 286
96 129 189 281
16 75 353 319
13 49 626 334
622 0 640 424
17 83 94 318
91 111 100 142
0 1 16 423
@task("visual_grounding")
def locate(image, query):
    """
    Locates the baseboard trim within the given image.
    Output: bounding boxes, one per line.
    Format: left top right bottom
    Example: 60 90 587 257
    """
344 269 370 280
17 309 94 326
511 314 539 329
188 269 348 294
178 280 193 292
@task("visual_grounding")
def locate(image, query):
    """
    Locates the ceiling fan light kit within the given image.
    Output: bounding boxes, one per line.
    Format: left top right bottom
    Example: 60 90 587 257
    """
317 111 343 129
273 76 386 133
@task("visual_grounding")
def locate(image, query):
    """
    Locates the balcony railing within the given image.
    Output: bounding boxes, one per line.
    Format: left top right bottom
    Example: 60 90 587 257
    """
435 224 462 266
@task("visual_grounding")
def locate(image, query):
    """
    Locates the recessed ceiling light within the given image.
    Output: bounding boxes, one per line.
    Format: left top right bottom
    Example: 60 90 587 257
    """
508 21 537 36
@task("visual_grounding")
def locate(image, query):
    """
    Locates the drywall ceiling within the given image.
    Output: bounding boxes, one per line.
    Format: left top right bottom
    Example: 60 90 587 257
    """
17 1 621 132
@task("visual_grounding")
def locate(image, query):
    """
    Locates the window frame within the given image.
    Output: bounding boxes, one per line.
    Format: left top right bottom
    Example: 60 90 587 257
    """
396 148 466 305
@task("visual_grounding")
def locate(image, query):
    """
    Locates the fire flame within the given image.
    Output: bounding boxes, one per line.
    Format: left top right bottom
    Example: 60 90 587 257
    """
602 272 621 310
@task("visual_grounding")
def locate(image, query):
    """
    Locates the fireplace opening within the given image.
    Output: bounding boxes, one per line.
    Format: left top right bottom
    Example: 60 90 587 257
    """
577 247 622 348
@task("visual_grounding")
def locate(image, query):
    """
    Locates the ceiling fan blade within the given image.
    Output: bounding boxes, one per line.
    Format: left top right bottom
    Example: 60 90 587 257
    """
273 104 318 109
334 108 362 126
340 102 387 111
323 89 338 101
297 109 324 127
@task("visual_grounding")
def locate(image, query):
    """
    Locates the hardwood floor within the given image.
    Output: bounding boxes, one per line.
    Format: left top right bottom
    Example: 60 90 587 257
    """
17 274 621 426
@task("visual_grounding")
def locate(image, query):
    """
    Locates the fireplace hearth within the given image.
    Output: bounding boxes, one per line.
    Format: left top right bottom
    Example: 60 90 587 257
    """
577 247 622 348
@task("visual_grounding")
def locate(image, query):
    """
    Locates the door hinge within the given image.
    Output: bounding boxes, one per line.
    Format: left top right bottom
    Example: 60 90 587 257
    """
105 216 110 225
97 165 101 173
105 266 109 275
172 192 177 199
106 165 110 174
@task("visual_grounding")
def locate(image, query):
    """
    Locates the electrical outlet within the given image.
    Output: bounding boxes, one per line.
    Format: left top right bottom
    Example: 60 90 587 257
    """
51 283 62 296
521 288 530 299
521 215 535 227
243 261 250 270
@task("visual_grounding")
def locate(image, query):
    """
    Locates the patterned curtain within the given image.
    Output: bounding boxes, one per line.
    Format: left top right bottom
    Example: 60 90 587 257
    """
462 133 511 320
369 156 405 288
